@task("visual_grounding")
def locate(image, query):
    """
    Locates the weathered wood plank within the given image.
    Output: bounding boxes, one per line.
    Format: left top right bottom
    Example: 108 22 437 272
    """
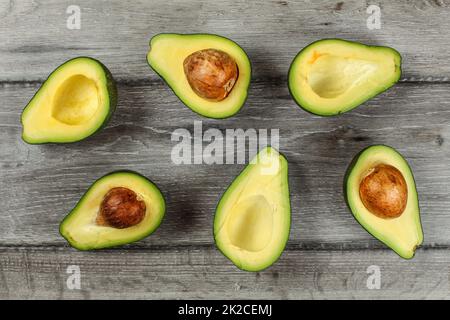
1 0 450 81
1 0 450 300
0 81 449 247
0 246 448 299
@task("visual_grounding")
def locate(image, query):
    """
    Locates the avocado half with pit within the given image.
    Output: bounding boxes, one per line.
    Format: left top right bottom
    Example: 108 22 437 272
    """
345 145 423 259
21 57 117 144
147 33 251 119
214 147 291 271
60 171 166 250
288 39 401 116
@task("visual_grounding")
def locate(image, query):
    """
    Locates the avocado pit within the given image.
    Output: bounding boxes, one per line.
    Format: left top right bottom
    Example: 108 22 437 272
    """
97 187 146 228
183 49 238 101
359 164 408 219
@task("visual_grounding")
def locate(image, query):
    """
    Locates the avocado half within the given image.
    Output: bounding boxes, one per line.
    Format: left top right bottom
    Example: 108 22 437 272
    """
288 39 402 116
147 33 251 119
21 57 117 144
60 171 166 250
214 147 291 271
344 145 423 259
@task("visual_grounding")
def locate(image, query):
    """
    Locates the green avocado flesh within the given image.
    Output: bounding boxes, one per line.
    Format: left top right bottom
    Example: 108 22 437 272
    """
288 39 402 116
60 171 165 250
345 145 423 259
21 57 117 144
147 33 251 119
214 147 291 271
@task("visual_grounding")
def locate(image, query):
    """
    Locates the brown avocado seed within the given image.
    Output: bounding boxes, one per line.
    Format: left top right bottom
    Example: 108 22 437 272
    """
183 48 238 101
97 187 146 229
359 164 408 219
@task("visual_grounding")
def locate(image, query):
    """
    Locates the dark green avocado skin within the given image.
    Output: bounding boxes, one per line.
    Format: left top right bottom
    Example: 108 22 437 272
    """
147 33 252 120
343 145 370 206
213 147 292 272
21 56 117 144
98 60 118 135
59 170 166 251
288 39 402 116
343 145 423 259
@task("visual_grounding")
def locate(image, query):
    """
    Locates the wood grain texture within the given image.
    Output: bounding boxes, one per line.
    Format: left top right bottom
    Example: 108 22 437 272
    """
0 0 450 299
0 247 448 299
0 82 449 247
1 0 450 82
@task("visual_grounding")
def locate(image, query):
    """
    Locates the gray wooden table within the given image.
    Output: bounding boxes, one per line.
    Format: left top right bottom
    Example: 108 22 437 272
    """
0 0 449 299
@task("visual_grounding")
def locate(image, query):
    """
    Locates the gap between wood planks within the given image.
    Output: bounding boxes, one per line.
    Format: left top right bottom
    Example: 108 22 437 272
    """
1 77 450 89
0 242 448 252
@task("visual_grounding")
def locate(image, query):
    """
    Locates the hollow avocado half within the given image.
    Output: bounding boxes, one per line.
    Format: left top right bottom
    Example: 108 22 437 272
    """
21 57 117 144
344 145 423 259
60 171 166 250
288 39 402 116
214 147 291 271
147 33 251 119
